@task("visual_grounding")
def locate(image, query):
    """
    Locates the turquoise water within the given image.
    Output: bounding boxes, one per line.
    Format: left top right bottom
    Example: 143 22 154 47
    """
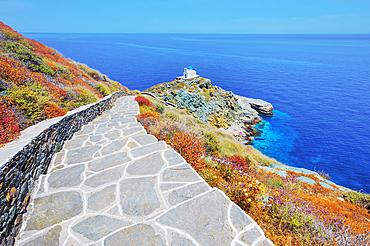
253 111 299 167
24 33 370 192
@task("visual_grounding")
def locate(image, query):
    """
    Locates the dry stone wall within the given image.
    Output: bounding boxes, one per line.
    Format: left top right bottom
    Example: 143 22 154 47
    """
0 92 127 245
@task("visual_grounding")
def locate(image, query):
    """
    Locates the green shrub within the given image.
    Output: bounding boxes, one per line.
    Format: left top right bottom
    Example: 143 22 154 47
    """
95 83 110 96
28 62 55 76
155 104 165 113
77 88 99 104
9 83 51 122
164 111 180 121
268 178 285 188
54 63 70 75
343 191 370 211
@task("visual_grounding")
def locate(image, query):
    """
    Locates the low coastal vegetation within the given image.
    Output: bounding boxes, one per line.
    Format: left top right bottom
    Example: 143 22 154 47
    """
136 93 370 245
0 22 128 146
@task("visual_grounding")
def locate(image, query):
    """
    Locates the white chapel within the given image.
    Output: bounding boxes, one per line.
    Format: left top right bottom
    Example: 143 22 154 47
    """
176 66 199 80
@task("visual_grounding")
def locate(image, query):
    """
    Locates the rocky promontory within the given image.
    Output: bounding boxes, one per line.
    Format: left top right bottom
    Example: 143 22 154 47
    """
145 77 273 143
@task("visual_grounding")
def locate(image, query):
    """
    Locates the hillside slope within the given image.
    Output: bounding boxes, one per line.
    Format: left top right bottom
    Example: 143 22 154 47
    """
0 22 128 146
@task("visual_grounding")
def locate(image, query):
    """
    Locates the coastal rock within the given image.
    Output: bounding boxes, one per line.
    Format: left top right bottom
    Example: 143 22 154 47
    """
247 98 274 116
236 95 274 116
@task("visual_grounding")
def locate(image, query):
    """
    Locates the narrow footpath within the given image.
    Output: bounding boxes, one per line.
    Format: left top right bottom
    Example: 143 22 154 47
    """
16 96 273 246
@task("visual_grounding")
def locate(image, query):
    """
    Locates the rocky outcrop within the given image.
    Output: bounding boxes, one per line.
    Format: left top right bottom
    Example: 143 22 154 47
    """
145 78 273 143
236 96 274 116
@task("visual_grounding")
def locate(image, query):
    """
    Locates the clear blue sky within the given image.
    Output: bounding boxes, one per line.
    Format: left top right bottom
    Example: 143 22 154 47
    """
1 0 369 34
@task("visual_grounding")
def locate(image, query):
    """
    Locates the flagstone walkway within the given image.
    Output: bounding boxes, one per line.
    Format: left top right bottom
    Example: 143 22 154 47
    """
16 96 273 246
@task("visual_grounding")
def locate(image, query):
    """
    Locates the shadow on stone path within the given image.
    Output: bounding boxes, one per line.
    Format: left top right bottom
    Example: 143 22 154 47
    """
16 96 274 246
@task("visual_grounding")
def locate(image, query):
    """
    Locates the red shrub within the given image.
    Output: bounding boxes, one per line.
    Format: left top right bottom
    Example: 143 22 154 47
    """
0 102 20 145
43 103 67 119
228 155 249 169
135 96 152 107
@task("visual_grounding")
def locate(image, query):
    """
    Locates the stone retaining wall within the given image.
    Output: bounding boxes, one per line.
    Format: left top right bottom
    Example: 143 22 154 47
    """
0 92 127 245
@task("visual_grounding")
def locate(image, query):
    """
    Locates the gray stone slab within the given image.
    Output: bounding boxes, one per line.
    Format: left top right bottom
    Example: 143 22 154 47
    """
64 137 88 150
127 122 141 128
23 225 61 246
105 130 121 141
166 182 210 206
95 140 108 146
110 115 123 120
230 204 253 232
88 151 130 172
168 230 195 246
89 135 102 143
84 166 125 188
25 192 83 231
64 237 80 246
109 117 136 124
159 183 188 192
126 152 165 176
122 126 144 137
120 177 161 217
101 139 128 156
114 124 129 130
95 126 111 135
161 164 201 182
92 119 109 125
72 215 130 241
107 206 119 216
131 135 157 146
66 145 101 164
88 185 116 211
163 150 186 166
156 190 233 246
48 164 85 188
130 142 166 158
77 125 95 135
239 226 263 245
126 110 139 115
127 141 138 149
107 122 120 127
53 152 64 165
50 165 64 173
104 223 165 246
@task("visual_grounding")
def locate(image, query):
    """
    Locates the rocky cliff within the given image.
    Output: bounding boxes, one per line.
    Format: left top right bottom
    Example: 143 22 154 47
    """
145 77 273 143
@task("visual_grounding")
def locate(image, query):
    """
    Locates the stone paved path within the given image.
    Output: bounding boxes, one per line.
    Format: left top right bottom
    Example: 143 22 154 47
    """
17 96 273 246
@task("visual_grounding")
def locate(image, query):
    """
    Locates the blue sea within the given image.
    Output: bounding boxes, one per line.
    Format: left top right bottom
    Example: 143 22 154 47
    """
24 33 370 193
